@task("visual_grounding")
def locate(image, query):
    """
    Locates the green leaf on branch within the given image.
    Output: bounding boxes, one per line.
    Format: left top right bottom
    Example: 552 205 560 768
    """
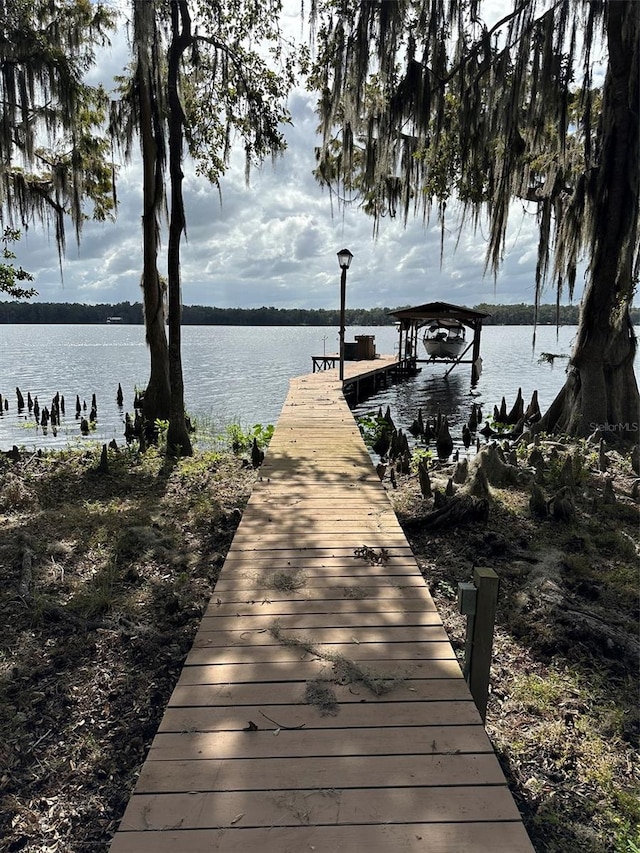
0 229 37 300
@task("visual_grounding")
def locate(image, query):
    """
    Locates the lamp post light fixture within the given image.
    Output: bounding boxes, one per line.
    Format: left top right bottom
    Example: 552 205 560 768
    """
337 248 353 381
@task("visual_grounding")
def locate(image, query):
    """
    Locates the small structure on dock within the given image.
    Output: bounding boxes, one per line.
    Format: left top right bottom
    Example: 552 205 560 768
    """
390 301 489 383
312 334 377 372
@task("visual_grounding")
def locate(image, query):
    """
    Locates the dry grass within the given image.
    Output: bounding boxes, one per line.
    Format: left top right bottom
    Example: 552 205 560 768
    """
269 619 404 703
264 570 306 592
303 680 339 716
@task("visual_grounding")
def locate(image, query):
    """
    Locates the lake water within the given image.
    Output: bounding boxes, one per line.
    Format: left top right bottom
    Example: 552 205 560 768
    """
0 323 635 452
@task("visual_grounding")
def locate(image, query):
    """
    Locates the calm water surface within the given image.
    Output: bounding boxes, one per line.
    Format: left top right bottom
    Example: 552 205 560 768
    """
0 323 635 452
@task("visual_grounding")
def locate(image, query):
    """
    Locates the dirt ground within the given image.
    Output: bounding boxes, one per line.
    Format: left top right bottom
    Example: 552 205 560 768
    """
0 436 638 852
0 445 256 852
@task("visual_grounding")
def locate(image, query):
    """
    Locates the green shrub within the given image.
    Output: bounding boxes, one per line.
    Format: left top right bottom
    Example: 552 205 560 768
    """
356 412 388 448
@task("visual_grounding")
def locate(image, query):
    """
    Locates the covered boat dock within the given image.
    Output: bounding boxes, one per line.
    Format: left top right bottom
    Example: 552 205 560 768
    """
390 301 489 383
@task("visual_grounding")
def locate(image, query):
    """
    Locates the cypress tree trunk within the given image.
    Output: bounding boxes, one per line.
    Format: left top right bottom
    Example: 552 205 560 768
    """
166 0 192 456
539 2 639 442
139 56 171 426
540 299 638 441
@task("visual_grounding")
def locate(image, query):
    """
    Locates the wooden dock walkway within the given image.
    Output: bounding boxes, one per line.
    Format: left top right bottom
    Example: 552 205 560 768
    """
312 354 417 404
109 370 534 852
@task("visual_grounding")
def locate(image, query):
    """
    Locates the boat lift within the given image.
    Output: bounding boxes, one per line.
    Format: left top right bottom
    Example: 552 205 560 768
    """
389 301 490 384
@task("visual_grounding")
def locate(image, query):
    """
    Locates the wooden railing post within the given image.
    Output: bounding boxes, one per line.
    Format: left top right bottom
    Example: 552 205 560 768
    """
458 566 499 723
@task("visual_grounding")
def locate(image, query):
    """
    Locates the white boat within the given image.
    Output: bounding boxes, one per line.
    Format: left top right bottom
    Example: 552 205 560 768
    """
422 320 467 359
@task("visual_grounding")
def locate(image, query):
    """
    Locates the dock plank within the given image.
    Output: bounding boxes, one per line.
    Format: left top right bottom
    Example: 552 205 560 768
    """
166 675 477 707
146 725 493 761
184 643 460 666
218 553 421 569
157 699 484 732
110 823 534 853
176 658 459 685
132 753 509 793
207 588 437 606
191 626 455 647
196 611 448 631
117 785 523 831
205 596 439 616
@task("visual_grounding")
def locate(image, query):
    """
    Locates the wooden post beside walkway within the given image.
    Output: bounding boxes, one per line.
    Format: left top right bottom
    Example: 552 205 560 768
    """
109 370 534 852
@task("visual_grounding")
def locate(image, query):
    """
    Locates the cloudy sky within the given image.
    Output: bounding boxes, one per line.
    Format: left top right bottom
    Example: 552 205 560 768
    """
13 1 584 311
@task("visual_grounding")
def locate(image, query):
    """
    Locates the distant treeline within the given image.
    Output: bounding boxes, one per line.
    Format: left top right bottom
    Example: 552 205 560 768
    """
0 301 393 326
0 300 638 326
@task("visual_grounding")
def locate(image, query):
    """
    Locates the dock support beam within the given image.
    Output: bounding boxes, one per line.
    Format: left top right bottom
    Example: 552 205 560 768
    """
471 320 483 384
458 567 499 723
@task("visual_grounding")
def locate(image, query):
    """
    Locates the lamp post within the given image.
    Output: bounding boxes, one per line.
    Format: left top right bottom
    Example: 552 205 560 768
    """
337 248 353 381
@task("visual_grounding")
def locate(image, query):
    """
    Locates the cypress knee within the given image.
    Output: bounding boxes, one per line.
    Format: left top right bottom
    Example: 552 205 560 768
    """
436 417 453 460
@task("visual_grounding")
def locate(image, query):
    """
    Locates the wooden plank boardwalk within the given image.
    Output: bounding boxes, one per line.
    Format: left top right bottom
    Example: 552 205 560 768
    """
109 369 534 852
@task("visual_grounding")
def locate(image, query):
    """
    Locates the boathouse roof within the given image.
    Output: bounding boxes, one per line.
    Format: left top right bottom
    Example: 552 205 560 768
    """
389 301 490 325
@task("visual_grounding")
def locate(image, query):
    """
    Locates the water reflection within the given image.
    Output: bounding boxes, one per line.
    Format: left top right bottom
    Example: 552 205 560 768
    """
352 368 482 458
